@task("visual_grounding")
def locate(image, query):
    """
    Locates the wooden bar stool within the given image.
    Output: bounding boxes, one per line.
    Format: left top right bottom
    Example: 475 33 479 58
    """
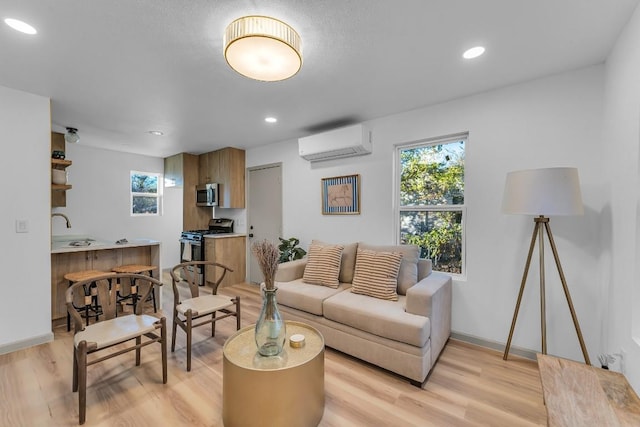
112 264 158 313
64 270 116 332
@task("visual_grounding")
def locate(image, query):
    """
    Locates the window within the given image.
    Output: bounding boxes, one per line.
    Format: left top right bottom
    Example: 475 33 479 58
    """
396 134 466 275
130 171 161 216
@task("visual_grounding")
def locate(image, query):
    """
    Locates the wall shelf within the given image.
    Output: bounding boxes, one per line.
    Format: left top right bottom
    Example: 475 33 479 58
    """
52 158 72 168
51 132 72 207
52 184 72 191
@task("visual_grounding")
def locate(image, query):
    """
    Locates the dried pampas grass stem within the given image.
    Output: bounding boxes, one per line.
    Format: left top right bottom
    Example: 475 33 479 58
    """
251 239 280 290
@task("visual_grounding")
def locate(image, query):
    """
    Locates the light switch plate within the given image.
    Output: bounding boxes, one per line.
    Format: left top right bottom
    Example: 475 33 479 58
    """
16 219 29 233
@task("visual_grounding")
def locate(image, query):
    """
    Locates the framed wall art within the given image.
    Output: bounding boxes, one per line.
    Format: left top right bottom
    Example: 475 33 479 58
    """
321 174 360 215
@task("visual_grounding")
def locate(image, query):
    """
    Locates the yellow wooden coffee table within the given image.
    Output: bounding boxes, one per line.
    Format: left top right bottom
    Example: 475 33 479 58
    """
222 321 325 427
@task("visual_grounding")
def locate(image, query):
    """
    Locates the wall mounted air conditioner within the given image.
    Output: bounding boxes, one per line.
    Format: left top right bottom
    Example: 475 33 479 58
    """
298 124 372 162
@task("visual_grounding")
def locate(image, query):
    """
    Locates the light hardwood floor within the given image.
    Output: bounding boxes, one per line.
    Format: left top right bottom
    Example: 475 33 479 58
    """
0 278 547 426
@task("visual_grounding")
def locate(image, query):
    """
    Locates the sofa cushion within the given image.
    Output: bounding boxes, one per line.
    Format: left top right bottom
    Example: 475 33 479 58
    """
358 243 420 295
323 291 430 347
302 244 344 288
277 279 351 316
351 249 402 301
311 240 358 283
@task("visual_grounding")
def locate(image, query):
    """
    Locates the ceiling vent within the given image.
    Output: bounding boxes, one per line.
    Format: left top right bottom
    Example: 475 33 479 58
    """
299 124 372 162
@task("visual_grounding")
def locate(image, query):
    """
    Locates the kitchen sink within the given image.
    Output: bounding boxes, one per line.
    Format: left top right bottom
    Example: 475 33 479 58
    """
68 240 94 247
52 235 110 250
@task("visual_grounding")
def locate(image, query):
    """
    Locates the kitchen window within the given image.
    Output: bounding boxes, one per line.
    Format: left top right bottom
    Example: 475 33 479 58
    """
131 171 162 216
396 133 466 276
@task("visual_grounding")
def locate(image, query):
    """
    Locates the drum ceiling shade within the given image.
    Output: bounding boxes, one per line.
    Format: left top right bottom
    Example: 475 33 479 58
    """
502 167 584 216
224 16 302 82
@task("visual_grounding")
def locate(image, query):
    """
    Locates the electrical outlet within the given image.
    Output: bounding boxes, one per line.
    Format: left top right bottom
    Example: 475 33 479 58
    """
620 348 627 374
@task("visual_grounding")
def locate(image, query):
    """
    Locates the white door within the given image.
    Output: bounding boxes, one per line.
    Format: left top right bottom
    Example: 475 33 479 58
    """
247 164 283 284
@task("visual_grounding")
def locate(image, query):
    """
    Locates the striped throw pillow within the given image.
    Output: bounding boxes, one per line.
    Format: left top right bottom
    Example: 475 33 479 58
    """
351 249 403 301
302 244 344 288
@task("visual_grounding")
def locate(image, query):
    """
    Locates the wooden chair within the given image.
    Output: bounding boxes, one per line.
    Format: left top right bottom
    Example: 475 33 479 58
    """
64 270 116 331
66 273 167 425
170 261 241 372
111 264 158 313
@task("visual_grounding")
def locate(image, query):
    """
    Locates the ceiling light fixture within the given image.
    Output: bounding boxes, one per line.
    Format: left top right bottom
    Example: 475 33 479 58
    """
148 130 164 136
265 117 277 123
224 15 302 82
4 18 37 35
64 127 79 144
463 46 485 59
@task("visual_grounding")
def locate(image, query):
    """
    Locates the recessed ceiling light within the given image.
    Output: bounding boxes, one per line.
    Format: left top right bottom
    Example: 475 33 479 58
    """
463 46 485 59
4 18 37 35
265 117 278 124
148 130 164 136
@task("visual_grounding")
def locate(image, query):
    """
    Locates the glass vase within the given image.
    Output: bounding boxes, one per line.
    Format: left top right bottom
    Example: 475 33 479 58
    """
255 287 286 356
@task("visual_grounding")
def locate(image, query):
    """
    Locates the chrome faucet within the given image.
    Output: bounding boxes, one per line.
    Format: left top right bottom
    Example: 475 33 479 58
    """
52 212 72 228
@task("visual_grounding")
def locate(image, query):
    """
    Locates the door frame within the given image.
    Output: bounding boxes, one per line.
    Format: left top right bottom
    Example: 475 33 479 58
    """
246 163 283 284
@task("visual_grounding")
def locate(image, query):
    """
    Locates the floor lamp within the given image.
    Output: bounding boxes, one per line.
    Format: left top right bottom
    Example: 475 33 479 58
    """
502 167 590 364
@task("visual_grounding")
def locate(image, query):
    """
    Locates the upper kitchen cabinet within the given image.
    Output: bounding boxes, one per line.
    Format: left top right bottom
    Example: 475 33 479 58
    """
51 131 72 207
164 153 210 230
199 147 245 208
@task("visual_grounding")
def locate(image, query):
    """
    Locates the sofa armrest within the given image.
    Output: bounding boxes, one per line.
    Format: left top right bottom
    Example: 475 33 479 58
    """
275 258 308 282
405 272 452 363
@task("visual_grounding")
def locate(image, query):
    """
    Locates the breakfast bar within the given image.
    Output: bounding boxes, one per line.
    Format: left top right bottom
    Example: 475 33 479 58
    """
50 236 161 326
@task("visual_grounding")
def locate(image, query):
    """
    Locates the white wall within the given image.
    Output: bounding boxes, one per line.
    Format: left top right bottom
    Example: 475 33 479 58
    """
0 86 52 351
51 144 182 270
601 3 640 392
247 65 605 365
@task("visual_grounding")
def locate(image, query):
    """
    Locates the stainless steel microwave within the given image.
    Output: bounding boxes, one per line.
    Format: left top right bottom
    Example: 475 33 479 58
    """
196 183 218 206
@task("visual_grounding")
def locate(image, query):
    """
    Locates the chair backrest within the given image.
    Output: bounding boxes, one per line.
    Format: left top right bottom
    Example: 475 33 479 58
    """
65 273 163 332
170 261 233 302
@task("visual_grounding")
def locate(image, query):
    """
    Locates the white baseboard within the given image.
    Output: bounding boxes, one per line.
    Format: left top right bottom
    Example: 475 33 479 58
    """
0 332 54 355
451 331 538 360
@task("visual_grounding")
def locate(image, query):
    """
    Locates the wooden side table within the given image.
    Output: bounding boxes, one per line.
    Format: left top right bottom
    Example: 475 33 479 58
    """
537 353 640 426
222 321 325 427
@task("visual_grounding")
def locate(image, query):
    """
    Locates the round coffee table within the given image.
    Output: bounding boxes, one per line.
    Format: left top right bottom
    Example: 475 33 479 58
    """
222 321 325 427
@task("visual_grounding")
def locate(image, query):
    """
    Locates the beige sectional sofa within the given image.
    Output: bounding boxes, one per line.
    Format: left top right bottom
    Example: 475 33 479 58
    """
274 241 452 386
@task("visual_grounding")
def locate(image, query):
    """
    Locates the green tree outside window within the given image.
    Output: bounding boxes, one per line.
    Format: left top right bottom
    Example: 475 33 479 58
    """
399 139 465 274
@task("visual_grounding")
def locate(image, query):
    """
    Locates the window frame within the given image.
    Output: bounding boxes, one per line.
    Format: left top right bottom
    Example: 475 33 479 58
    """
130 170 162 216
393 133 467 278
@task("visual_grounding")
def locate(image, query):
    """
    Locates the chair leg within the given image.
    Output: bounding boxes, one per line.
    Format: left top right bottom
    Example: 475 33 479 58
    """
235 296 241 330
212 313 216 337
171 314 178 353
186 310 193 372
67 280 73 331
152 287 157 313
72 347 78 392
136 336 141 366
160 317 167 384
131 279 138 313
77 341 87 425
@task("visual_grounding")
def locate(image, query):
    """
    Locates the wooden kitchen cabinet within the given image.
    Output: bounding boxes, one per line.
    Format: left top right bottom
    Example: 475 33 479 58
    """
164 153 210 230
204 236 246 288
198 147 245 208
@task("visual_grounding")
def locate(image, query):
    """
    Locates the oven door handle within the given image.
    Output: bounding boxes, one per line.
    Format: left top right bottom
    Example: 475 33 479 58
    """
180 239 202 246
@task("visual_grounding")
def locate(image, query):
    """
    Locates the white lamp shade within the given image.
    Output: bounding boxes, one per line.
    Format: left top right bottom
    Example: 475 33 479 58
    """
224 16 302 82
502 167 584 216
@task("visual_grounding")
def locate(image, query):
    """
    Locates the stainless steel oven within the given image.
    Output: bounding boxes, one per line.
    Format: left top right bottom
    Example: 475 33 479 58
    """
180 237 204 285
179 218 234 285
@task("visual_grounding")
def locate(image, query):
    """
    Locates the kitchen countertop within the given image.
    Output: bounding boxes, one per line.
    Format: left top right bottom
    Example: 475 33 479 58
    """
51 235 160 254
203 233 246 239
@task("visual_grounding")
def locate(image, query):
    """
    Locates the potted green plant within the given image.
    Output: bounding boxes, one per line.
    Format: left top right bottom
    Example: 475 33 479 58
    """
278 237 307 263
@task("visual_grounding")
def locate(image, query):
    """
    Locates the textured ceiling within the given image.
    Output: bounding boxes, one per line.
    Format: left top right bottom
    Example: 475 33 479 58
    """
1 0 638 157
